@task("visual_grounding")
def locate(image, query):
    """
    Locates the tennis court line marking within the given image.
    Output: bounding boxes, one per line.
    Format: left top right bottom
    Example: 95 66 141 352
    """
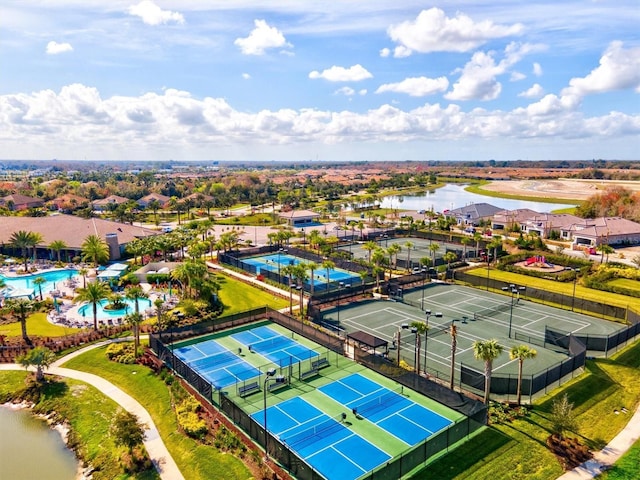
275 411 327 438
306 434 369 474
373 404 430 444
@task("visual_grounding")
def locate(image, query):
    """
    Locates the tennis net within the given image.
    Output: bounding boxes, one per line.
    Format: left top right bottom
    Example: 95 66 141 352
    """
473 302 512 322
353 387 405 418
252 335 291 351
283 414 346 450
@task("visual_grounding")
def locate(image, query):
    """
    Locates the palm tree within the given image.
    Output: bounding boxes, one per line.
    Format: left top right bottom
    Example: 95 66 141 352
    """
146 199 161 225
443 251 458 271
78 267 89 288
597 244 615 263
460 236 470 260
362 241 377 264
321 260 336 292
488 236 503 264
509 345 538 405
33 276 46 301
405 241 414 272
387 243 401 269
81 234 110 266
10 230 41 272
293 263 309 317
473 231 483 257
17 347 56 382
282 264 297 314
429 242 440 267
449 324 458 389
49 239 68 263
4 298 34 345
74 281 111 330
472 339 504 405
125 285 148 357
153 298 165 331
409 321 427 374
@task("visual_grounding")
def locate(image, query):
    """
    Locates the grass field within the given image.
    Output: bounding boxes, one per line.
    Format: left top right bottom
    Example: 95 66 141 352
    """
465 267 640 312
216 272 288 314
0 312 78 338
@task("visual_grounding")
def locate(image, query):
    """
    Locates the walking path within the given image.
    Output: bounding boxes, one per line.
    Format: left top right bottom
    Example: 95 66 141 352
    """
557 401 640 479
0 340 184 480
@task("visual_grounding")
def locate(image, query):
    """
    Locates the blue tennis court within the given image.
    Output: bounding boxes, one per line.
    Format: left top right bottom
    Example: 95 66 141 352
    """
173 340 260 389
319 373 452 446
243 253 361 287
253 397 391 480
231 325 319 367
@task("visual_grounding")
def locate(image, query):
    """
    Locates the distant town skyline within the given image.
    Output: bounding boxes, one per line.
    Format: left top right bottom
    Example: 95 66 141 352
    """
1 1 639 161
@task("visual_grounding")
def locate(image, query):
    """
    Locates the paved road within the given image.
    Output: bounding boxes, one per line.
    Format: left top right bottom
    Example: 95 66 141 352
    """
0 340 184 480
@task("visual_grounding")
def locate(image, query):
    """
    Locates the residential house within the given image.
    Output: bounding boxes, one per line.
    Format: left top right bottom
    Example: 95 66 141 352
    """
137 192 171 209
491 209 540 231
279 209 321 227
92 194 130 213
520 213 583 240
0 194 44 211
446 203 502 227
567 217 640 249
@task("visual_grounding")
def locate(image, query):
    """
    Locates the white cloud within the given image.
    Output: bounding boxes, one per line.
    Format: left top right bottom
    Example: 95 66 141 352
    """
533 62 543 77
387 7 523 56
358 89 367 96
445 51 503 101
309 64 372 82
234 19 292 55
563 42 640 96
127 1 185 26
1 83 638 160
335 87 355 96
46 41 73 55
376 76 449 97
445 42 541 101
379 48 390 58
518 83 545 98
510 72 526 81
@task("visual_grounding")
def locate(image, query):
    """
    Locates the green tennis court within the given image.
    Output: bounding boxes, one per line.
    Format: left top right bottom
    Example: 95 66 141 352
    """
323 283 624 378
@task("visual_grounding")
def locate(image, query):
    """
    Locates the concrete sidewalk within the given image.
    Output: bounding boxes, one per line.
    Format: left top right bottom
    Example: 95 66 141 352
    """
0 342 184 480
557 402 640 479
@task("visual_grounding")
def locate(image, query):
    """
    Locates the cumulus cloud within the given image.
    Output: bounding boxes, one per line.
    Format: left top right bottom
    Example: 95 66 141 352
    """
242 73 251 80
234 19 292 55
518 83 545 98
309 64 372 82
128 1 184 26
445 42 541 101
380 48 391 58
510 71 526 81
563 42 640 96
376 76 449 97
0 83 638 159
46 41 73 55
387 7 523 56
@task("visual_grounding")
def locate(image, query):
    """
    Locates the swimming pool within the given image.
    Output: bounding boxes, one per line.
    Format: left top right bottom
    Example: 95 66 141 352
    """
242 253 361 289
0 269 78 299
78 298 152 320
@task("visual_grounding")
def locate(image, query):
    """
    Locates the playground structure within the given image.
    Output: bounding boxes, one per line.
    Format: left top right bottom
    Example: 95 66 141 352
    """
516 255 564 273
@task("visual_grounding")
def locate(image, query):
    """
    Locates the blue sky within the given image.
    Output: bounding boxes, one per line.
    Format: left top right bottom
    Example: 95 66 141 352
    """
1 1 639 162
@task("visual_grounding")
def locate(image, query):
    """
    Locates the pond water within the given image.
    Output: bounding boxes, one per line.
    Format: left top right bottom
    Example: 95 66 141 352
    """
0 405 78 479
379 184 576 213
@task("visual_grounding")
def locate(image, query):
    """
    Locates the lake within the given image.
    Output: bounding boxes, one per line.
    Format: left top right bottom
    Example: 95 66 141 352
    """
379 184 575 213
0 405 78 479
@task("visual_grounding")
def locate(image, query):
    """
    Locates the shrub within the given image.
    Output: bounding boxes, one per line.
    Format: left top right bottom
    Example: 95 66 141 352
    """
176 397 208 439
105 342 137 364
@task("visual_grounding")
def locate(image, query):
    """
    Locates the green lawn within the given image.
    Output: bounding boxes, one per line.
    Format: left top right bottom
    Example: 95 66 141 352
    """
598 439 640 479
608 278 640 294
216 271 288 315
466 267 640 312
63 346 253 480
0 312 78 338
412 339 640 479
464 182 580 207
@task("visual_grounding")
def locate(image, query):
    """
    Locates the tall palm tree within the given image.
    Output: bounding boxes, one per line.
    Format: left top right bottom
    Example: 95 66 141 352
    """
78 267 89 288
33 276 46 301
472 339 504 405
449 324 458 390
362 241 377 264
405 241 414 272
74 281 111 330
460 236 470 260
4 298 34 345
282 264 297 314
473 231 483 257
153 298 165 331
387 243 401 269
509 345 538 405
321 260 336 293
488 236 503 264
125 285 148 357
429 242 440 267
293 263 309 317
48 239 68 263
10 230 41 272
81 234 110 266
443 251 458 271
409 321 427 374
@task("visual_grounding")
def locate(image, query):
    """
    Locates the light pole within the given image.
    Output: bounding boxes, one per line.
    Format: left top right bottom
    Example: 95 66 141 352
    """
301 228 305 246
501 284 525 338
424 310 431 374
420 267 427 310
277 248 287 285
263 368 285 461
411 326 420 374
565 267 579 311
336 282 350 323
